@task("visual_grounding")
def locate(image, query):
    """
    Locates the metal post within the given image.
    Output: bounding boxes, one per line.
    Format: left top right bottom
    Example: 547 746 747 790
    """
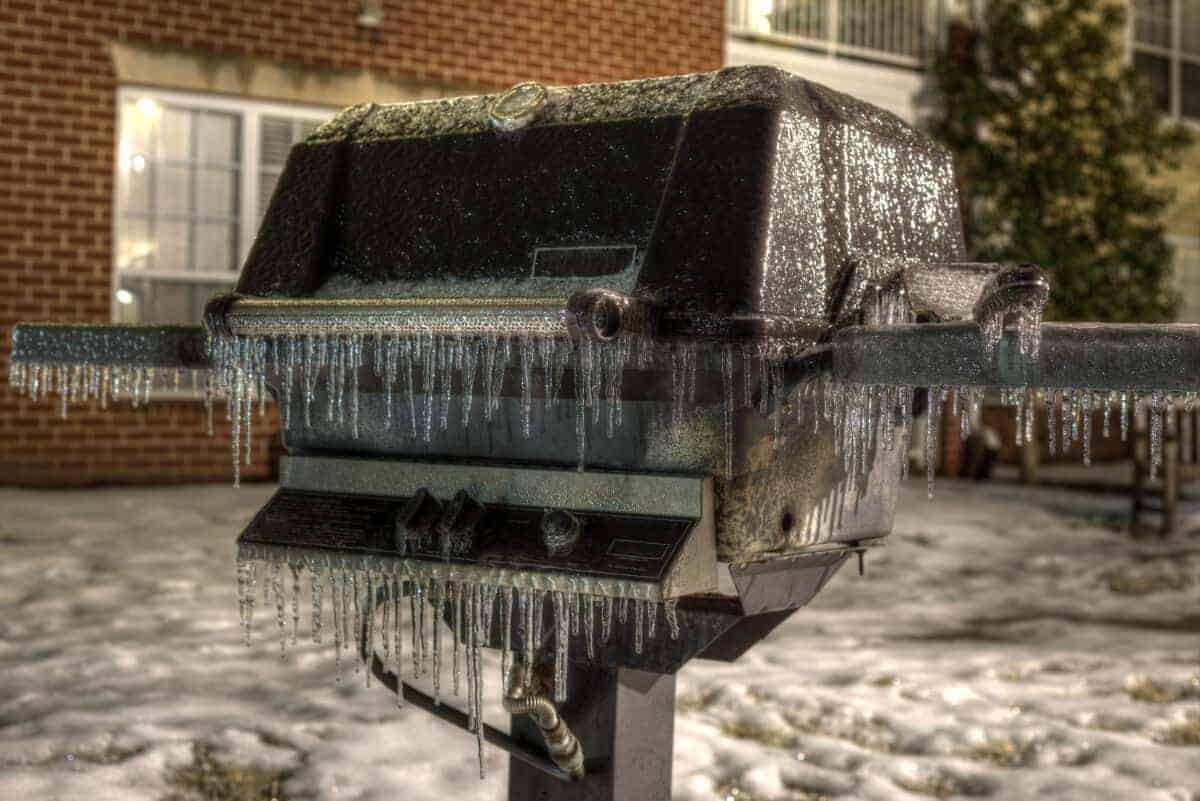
508 664 677 801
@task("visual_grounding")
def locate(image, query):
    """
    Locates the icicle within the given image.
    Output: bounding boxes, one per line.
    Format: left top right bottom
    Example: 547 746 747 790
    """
238 559 256 646
309 563 324 642
634 599 645 654
925 388 942 499
331 570 343 683
520 337 534 438
553 591 568 703
1121 390 1131 442
381 576 391 662
574 338 589 471
454 582 463 696
664 598 680 640
1150 390 1164 481
440 338 454 433
1081 390 1093 467
501 587 513 686
393 576 404 706
290 564 301 646
351 570 362 676
433 580 443 703
1046 390 1058 457
472 585 485 780
273 562 286 660
365 571 375 688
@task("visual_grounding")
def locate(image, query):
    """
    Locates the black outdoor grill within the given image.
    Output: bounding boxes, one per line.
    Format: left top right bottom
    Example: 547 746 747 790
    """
9 66 1200 801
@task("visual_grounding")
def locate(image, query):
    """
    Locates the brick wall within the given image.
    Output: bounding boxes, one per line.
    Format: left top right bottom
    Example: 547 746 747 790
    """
0 1 725 487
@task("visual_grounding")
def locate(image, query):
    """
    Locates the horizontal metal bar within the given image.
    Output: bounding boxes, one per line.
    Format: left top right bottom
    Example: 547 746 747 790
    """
224 297 572 338
238 540 669 601
10 324 210 368
280 455 706 519
833 321 1200 390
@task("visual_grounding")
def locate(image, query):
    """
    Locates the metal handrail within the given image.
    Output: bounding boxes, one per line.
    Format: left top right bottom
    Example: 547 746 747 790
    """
726 0 936 69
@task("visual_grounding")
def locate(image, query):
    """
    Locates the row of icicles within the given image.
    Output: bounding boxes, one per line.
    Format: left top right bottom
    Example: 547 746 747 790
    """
235 554 680 778
9 341 1190 498
206 330 801 484
829 381 1190 499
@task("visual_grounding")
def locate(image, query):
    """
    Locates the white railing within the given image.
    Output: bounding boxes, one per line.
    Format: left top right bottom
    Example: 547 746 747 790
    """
727 0 938 69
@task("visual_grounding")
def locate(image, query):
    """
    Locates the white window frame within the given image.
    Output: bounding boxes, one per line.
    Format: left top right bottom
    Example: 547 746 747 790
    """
111 86 337 321
1129 0 1200 123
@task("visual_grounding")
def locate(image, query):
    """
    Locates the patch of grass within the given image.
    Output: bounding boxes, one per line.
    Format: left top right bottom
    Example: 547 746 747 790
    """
1081 714 1141 733
33 744 146 768
718 719 798 749
783 708 899 754
76 744 147 765
1124 674 1200 704
963 736 1038 768
715 783 830 801
1105 565 1192 595
1157 711 1200 747
160 744 291 801
891 764 992 799
677 687 723 715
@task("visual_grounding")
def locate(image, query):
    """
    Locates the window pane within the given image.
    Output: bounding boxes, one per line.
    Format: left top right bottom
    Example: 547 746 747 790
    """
119 157 152 213
1183 61 1200 118
1133 0 1172 48
117 275 233 325
196 167 238 218
121 100 155 159
117 218 152 271
160 107 192 159
260 116 296 166
257 114 330 221
197 112 239 164
1184 3 1200 57
155 164 191 216
1134 51 1172 112
155 220 190 272
195 222 238 273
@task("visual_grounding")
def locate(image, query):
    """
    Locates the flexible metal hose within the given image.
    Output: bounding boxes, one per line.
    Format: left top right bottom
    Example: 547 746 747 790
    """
504 666 585 779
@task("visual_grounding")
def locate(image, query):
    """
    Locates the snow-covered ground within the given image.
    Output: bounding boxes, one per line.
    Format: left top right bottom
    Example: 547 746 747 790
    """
0 480 1197 800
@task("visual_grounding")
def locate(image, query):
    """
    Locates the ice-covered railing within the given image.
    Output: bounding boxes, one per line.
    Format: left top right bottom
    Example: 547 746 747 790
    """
235 551 682 777
8 323 214 417
832 320 1200 493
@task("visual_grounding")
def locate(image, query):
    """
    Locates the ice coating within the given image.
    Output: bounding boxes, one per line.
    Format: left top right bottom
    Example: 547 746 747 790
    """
13 317 1191 508
203 328 809 481
234 550 680 777
827 383 1188 497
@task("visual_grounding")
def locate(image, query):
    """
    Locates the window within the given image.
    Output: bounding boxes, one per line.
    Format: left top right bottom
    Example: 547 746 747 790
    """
1171 236 1200 322
113 88 333 324
1132 0 1200 120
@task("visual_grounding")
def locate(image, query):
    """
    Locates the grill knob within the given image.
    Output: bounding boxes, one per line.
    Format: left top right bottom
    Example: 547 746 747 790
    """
437 490 485 557
395 488 441 553
541 509 581 557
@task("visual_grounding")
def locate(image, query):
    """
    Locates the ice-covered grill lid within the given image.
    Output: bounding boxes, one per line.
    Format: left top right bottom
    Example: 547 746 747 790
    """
237 66 964 321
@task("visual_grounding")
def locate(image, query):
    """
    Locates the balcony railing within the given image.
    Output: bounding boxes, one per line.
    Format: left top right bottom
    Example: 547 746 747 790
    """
727 0 938 69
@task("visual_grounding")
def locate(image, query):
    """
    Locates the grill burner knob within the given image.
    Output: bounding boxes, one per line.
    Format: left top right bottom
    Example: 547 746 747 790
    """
540 509 581 558
437 490 485 557
395 488 442 553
